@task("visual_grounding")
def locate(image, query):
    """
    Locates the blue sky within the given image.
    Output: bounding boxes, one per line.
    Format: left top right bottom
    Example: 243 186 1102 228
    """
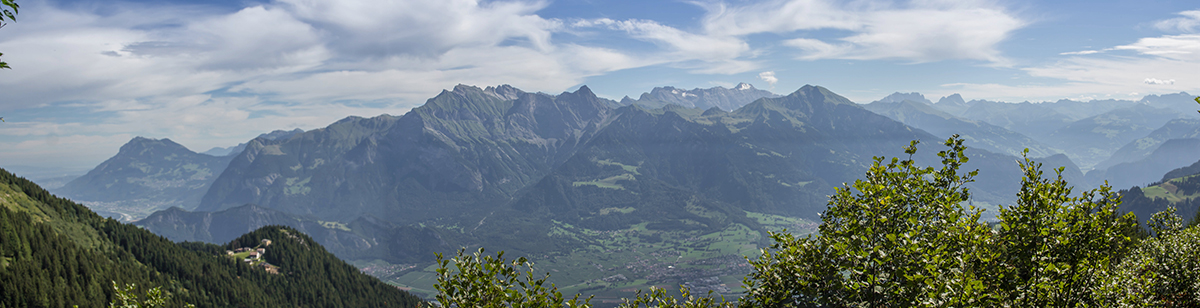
1 0 1199 171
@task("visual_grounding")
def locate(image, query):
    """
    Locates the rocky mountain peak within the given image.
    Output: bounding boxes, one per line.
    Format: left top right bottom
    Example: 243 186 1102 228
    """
875 92 932 105
937 93 966 106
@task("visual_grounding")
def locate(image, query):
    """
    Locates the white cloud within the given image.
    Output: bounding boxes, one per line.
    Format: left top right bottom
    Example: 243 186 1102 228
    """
1144 78 1176 85
938 12 1200 102
758 71 778 87
278 0 561 57
1059 50 1101 55
701 0 1024 64
572 18 754 74
1112 34 1200 61
1154 10 1200 33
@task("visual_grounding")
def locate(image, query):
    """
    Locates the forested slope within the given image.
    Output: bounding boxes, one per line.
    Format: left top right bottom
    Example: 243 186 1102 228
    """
0 167 423 307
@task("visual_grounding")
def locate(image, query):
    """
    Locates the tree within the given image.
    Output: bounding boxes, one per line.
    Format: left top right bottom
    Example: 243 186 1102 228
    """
1096 220 1200 307
433 248 593 308
740 136 997 307
0 0 16 69
992 154 1139 306
105 281 194 308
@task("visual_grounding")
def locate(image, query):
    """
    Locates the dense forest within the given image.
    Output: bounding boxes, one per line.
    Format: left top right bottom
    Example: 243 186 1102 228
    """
0 167 423 307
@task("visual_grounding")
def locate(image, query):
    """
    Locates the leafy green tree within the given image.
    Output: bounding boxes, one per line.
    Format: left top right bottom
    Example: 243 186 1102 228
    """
1095 220 1200 307
621 286 733 308
433 248 592 308
0 0 16 69
992 155 1140 306
740 136 997 307
106 281 194 308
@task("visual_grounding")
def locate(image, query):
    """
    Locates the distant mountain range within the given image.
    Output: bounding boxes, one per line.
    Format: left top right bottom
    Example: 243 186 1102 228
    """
51 84 1200 296
862 95 1058 158
620 83 778 111
50 129 305 221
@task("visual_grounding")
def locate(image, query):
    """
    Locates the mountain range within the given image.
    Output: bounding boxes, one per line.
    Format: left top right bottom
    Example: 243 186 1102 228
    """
619 83 778 111
48 84 1200 299
862 95 1057 158
123 84 1031 297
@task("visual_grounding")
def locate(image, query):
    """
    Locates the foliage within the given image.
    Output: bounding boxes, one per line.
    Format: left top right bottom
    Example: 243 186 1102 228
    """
621 286 734 308
0 0 15 69
992 154 1140 306
1148 206 1184 238
1096 220 1200 307
433 248 591 308
107 281 194 308
740 136 997 307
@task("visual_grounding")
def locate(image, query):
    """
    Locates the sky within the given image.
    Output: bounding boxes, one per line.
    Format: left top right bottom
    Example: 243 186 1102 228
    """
1 0 1199 172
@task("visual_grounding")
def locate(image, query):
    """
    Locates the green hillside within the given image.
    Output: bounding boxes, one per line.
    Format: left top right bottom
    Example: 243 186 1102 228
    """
1120 171 1200 226
0 168 423 307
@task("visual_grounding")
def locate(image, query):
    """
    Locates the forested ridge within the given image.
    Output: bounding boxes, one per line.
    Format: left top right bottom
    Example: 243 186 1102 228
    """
0 167 423 307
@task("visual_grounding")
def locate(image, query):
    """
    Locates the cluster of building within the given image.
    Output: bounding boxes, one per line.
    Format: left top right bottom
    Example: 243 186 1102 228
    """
224 239 273 264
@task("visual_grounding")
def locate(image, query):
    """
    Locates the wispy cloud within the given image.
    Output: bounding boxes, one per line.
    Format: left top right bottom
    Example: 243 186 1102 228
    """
939 10 1200 102
1154 10 1200 33
701 0 1025 64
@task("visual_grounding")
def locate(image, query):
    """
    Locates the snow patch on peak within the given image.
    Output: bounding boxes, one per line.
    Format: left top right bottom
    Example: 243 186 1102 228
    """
736 83 752 90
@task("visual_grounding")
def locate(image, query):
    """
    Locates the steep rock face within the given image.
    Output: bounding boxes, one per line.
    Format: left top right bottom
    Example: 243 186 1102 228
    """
627 83 779 111
197 85 615 222
862 99 1058 158
54 137 235 219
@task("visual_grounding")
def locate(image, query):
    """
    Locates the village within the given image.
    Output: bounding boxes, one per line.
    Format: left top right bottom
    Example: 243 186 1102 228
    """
225 238 280 274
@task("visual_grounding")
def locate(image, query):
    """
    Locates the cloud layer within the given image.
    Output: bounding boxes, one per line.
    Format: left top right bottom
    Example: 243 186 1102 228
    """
0 0 1096 169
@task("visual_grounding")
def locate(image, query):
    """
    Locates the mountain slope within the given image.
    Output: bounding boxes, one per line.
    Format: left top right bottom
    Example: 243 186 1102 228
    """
957 101 1074 140
1042 104 1182 169
862 99 1058 158
136 204 451 264
1093 118 1200 170
53 137 235 221
197 85 614 223
622 83 778 111
1086 138 1200 190
0 167 423 307
201 128 304 156
1118 167 1200 226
